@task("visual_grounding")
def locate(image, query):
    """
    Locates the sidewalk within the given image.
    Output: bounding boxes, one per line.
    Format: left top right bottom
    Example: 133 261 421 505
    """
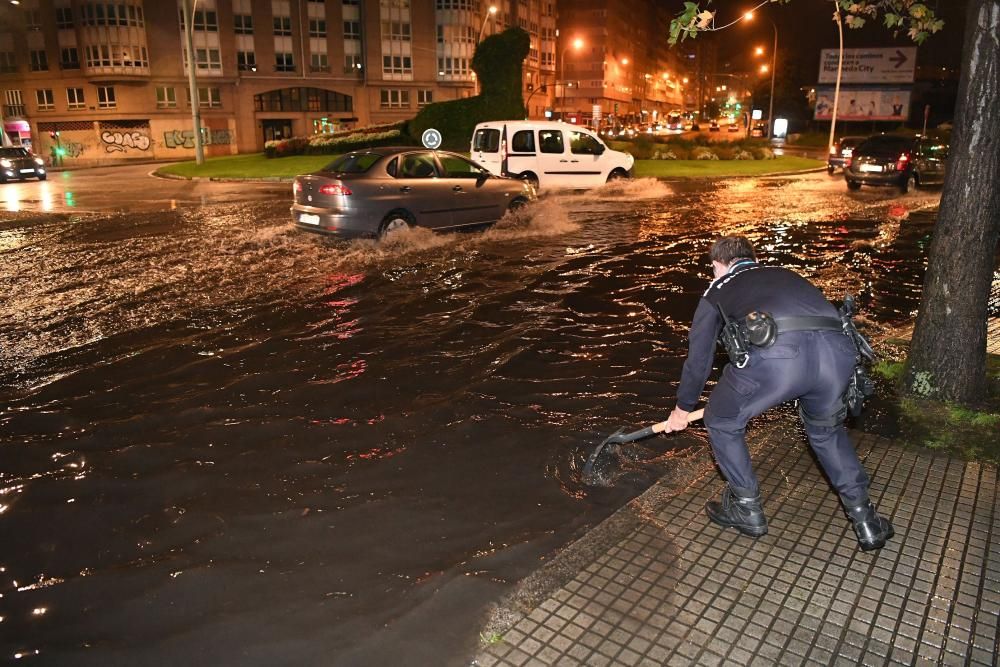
473 423 999 666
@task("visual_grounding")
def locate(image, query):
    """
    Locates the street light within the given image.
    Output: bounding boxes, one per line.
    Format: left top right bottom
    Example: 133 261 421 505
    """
181 0 204 165
559 37 584 120
744 11 777 140
478 5 498 43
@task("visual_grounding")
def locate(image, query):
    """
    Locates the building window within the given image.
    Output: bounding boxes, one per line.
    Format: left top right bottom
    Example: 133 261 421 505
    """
379 89 409 109
30 50 48 72
36 89 55 111
55 7 74 29
310 53 329 71
437 56 471 77
84 3 143 27
156 86 176 108
417 90 433 108
344 21 361 39
0 52 15 73
234 14 254 34
67 87 85 110
309 19 326 37
237 51 256 71
198 87 221 108
26 9 42 29
98 86 116 109
382 55 412 75
195 48 223 71
60 47 80 69
343 0 359 4
275 52 295 72
344 53 363 74
436 0 475 8
194 9 218 31
274 16 292 35
382 21 411 41
3 90 24 117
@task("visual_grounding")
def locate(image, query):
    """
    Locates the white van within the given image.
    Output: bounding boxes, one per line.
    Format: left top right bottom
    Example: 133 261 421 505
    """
471 120 634 191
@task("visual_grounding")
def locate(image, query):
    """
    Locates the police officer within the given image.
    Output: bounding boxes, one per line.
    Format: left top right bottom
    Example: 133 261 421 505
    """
665 236 893 551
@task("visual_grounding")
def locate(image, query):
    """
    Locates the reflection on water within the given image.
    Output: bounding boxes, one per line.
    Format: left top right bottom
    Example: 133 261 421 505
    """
0 174 949 664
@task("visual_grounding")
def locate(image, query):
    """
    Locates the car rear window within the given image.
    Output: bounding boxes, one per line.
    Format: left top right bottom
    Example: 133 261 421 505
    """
857 136 912 154
324 153 381 173
473 129 500 153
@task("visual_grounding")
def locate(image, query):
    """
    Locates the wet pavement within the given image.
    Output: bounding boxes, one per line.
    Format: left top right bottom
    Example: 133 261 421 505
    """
0 165 974 664
474 426 1000 667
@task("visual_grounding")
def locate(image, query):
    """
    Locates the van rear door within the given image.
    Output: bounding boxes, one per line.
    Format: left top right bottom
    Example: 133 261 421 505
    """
472 127 502 176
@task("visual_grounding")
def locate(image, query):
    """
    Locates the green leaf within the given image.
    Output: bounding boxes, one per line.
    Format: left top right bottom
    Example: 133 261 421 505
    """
883 13 899 28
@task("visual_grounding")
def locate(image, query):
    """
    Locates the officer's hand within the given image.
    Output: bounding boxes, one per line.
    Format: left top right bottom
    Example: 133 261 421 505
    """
666 407 690 433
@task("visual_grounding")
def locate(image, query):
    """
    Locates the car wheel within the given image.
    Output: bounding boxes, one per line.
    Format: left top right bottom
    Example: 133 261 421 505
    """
506 197 528 215
606 169 629 183
827 165 836 175
900 174 916 194
379 212 413 238
847 180 862 191
38 174 47 181
518 172 539 190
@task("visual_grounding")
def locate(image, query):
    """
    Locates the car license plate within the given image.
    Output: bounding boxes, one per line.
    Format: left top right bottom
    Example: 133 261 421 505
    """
19 168 34 173
299 213 320 225
859 164 883 173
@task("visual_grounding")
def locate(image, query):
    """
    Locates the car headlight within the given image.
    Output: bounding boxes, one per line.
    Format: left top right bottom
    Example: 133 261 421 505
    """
0 159 10 168
34 157 44 165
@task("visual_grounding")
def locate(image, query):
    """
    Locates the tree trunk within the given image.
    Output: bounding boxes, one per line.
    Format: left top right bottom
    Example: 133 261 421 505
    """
906 0 1000 404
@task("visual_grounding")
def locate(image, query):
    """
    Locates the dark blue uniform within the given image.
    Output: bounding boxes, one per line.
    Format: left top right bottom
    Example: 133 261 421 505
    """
676 260 870 506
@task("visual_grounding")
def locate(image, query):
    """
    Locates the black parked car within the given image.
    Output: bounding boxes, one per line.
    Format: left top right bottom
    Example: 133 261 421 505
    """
827 136 866 174
844 134 948 193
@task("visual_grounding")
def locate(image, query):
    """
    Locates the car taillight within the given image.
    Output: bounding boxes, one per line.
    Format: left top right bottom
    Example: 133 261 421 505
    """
293 180 302 193
319 183 352 196
844 157 852 168
895 152 910 171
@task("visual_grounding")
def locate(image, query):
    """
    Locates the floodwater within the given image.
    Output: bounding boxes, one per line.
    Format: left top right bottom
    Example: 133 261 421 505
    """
1 173 946 665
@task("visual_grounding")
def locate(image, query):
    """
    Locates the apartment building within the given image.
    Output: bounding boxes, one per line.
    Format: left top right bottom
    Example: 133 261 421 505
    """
0 0 556 165
556 0 691 126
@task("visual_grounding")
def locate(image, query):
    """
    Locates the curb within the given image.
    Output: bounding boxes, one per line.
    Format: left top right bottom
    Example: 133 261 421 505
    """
649 166 828 182
150 170 293 183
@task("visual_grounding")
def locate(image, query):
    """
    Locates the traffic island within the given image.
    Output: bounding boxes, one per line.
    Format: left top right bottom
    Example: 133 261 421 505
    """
473 424 1000 666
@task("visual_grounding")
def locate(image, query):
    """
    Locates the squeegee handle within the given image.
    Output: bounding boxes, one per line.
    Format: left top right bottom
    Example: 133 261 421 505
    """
621 409 705 443
651 408 705 434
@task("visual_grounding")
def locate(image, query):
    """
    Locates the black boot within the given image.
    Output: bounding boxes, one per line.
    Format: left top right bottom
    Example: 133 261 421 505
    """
706 486 768 537
845 501 894 551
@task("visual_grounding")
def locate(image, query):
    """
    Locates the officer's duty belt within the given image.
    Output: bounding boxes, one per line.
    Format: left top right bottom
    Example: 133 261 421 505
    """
773 316 843 333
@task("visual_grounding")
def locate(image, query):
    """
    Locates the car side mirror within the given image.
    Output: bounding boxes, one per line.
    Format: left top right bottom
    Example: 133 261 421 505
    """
596 144 606 155
476 172 489 186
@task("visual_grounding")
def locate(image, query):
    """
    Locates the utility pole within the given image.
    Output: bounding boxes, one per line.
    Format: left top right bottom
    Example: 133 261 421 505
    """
181 0 205 165
827 3 844 156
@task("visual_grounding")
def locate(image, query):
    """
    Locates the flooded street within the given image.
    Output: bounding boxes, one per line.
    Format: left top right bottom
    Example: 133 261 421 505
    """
1 170 946 665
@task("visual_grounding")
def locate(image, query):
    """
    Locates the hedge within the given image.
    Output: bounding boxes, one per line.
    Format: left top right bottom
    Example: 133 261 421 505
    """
264 126 417 158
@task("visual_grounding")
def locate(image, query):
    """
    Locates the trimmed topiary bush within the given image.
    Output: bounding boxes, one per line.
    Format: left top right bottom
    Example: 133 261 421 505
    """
693 147 719 160
407 28 530 150
733 149 755 160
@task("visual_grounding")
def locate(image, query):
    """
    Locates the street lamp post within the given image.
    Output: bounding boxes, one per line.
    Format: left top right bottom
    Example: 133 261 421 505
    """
559 38 583 120
745 11 778 140
181 0 204 165
478 5 498 43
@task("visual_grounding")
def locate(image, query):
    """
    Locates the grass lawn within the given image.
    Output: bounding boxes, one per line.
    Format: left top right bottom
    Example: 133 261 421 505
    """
156 153 335 179
157 152 823 180
633 156 824 179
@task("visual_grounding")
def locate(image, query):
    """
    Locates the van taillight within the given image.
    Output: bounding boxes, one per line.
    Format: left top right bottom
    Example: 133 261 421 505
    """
895 152 910 171
293 180 302 193
319 183 352 196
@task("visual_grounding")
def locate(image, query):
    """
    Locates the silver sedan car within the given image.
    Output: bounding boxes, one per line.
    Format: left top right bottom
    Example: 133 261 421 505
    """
291 147 536 238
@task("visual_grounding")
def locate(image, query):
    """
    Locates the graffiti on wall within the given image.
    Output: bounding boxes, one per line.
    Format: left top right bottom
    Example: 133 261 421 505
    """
101 130 152 153
62 142 86 157
163 128 234 149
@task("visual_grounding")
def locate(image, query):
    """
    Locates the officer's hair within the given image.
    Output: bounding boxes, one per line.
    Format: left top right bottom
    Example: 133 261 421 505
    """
710 236 756 265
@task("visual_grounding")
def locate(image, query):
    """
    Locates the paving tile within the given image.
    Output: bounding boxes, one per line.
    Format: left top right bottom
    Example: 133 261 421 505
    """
473 434 999 667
